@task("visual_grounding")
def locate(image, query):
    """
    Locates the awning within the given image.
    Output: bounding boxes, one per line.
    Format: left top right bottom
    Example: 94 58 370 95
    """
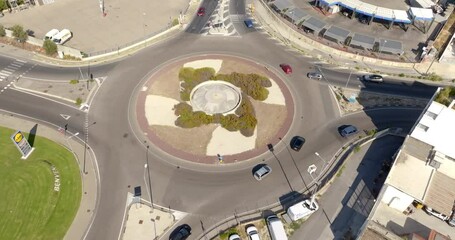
350 33 375 50
355 2 377 17
338 0 361 11
374 7 394 21
409 7 434 21
271 0 293 12
320 0 340 6
301 17 327 34
393 10 412 23
285 7 309 24
324 26 350 43
379 39 403 55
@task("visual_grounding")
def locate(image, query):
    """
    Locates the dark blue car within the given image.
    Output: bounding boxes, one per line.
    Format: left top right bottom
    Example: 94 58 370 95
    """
244 19 254 28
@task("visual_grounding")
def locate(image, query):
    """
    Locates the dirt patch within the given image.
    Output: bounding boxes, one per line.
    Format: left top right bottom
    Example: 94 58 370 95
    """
252 100 287 148
148 64 181 100
218 59 265 76
150 124 217 155
335 87 429 114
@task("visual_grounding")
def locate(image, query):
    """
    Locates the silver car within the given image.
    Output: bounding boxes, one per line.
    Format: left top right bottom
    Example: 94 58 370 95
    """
307 72 322 80
362 74 383 83
254 165 272 181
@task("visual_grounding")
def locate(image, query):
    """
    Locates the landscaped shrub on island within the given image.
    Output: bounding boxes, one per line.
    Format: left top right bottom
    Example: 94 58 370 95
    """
174 67 271 137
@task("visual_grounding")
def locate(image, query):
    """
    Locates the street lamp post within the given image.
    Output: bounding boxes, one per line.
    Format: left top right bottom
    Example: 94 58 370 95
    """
314 152 327 166
144 145 154 212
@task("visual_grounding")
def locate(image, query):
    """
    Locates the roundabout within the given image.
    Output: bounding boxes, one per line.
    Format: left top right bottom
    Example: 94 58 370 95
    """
135 55 294 164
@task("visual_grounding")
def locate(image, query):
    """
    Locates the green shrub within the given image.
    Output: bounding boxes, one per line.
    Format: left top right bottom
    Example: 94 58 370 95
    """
172 18 179 26
398 73 405 77
69 79 79 84
75 97 82 106
43 39 58 55
174 102 192 116
11 25 28 43
0 1 8 12
426 72 443 81
0 24 5 37
435 86 455 106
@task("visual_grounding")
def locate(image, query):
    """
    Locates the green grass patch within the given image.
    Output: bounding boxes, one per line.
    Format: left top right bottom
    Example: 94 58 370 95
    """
69 79 79 84
336 165 346 177
219 227 239 240
0 127 82 240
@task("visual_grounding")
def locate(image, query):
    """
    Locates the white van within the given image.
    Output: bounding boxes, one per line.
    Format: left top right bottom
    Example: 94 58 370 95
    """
287 199 319 221
52 29 72 45
266 215 288 240
44 29 59 40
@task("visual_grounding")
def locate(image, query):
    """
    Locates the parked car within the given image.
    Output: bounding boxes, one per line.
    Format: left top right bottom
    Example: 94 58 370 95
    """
246 225 260 240
338 125 358 137
253 165 272 181
229 233 241 240
279 64 292 74
424 206 448 221
169 224 191 240
287 199 319 221
362 74 384 83
290 136 305 151
244 19 254 28
307 72 322 80
197 7 205 16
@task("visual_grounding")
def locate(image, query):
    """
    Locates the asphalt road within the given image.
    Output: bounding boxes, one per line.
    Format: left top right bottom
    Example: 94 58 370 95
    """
0 6 437 240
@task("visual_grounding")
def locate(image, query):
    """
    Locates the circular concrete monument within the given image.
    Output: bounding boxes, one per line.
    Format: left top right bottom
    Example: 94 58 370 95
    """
189 81 242 115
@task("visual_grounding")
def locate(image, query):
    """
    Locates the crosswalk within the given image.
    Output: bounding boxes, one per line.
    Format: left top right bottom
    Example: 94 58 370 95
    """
0 59 26 93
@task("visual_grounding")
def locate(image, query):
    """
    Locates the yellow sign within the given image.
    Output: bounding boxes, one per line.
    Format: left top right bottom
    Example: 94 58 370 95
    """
14 132 23 143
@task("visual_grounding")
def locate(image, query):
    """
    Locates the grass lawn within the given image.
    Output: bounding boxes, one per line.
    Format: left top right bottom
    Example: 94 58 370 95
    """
0 126 82 240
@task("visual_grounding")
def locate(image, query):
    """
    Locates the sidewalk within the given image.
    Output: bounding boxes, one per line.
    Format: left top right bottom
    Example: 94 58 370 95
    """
0 112 98 240
252 0 455 81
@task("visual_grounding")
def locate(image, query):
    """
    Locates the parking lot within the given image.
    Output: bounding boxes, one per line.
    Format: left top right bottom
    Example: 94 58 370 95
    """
0 0 189 54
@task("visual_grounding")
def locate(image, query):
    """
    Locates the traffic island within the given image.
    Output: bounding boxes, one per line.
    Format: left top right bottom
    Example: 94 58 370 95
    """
135 55 294 164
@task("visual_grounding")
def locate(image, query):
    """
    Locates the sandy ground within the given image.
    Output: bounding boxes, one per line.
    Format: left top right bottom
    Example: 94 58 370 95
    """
183 59 223 73
263 79 285 105
145 95 179 126
149 65 181 100
252 100 287 148
206 126 257 156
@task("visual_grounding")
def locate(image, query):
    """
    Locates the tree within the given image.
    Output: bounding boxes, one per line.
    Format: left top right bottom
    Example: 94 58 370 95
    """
43 39 58 55
0 0 8 12
0 24 5 37
11 25 28 43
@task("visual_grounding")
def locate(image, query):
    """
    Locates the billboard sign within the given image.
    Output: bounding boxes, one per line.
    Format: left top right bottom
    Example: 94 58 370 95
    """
11 131 34 159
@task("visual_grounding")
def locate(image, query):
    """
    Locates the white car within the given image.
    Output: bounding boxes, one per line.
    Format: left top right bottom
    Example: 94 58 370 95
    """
253 165 272 181
246 226 260 240
229 233 241 240
362 74 383 83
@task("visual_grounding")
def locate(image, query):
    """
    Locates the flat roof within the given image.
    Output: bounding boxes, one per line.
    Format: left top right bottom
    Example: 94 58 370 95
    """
424 171 455 215
356 2 377 16
350 33 375 50
410 101 455 159
410 7 434 21
387 150 433 201
271 0 293 12
379 39 403 54
375 7 394 21
393 10 412 23
302 17 327 33
324 25 350 42
285 7 309 24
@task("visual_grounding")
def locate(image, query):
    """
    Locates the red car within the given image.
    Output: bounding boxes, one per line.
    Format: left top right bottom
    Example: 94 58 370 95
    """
197 7 205 16
280 64 292 74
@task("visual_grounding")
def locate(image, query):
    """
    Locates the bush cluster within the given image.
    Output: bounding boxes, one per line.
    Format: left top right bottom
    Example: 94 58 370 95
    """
175 68 271 136
174 96 257 137
212 72 271 101
435 86 455 107
179 67 215 101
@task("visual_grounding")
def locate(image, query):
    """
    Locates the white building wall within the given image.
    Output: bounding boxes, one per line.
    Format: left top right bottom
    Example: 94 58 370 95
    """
381 185 415 212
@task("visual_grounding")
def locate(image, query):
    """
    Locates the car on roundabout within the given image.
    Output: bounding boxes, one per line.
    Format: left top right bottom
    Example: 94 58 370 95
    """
290 136 305 151
253 165 272 181
169 224 191 240
307 72 322 80
279 64 292 74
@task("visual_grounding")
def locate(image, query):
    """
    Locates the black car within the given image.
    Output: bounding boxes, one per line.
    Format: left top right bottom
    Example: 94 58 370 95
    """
290 136 305 151
170 224 191 240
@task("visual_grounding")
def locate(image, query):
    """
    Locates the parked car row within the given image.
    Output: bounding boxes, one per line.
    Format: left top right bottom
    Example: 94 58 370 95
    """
44 28 73 45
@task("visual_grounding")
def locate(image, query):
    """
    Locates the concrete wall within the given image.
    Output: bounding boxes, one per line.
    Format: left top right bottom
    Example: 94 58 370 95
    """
381 185 415 212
